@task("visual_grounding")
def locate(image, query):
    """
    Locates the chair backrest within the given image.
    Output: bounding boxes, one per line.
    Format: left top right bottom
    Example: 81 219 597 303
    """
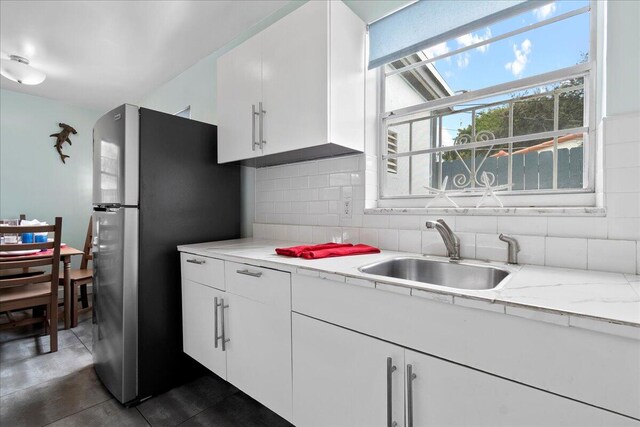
0 217 63 293
80 217 93 270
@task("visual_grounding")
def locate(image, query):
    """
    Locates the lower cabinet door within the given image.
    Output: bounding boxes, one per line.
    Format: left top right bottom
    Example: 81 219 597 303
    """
405 349 636 427
226 293 292 422
181 279 226 379
292 313 405 427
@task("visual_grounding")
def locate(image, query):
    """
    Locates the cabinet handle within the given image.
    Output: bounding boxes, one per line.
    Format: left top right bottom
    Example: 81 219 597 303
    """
386 357 397 427
218 298 230 351
236 269 262 278
252 104 260 151
214 297 220 348
407 364 417 427
259 101 266 148
186 258 205 265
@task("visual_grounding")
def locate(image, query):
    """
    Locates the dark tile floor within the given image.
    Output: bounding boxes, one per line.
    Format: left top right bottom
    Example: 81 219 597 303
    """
0 312 292 427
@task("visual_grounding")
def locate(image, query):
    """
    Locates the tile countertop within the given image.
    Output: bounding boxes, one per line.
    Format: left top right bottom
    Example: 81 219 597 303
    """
177 238 640 339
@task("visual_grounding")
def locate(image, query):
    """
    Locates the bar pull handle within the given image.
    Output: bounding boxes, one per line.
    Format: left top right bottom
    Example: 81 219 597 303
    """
386 357 397 427
236 269 262 278
186 258 205 265
218 298 230 351
407 364 417 427
259 101 266 149
214 297 220 348
252 104 260 151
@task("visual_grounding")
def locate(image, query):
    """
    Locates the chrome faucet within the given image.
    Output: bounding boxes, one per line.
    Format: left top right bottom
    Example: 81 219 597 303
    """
425 219 460 260
499 234 520 264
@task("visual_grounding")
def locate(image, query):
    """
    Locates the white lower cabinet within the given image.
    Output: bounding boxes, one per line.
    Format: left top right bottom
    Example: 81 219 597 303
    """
181 279 227 379
226 292 292 422
293 313 636 427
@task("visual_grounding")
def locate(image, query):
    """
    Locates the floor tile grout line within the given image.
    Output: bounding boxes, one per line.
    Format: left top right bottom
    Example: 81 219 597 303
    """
41 397 113 427
70 325 93 354
175 389 241 427
0 345 95 400
136 406 153 426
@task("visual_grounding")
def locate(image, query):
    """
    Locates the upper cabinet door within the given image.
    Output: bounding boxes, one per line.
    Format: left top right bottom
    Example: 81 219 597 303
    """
261 1 329 156
217 33 262 163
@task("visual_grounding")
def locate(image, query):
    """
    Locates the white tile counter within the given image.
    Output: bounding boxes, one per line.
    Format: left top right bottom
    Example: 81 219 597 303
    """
178 238 640 339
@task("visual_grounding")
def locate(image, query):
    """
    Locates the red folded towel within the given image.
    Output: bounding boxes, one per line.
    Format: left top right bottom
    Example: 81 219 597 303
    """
300 244 381 259
275 242 352 257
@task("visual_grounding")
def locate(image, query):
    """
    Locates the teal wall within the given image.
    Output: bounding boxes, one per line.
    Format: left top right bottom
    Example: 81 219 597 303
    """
0 89 101 261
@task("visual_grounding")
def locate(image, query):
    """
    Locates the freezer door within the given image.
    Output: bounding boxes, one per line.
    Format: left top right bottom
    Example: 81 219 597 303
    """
92 207 138 404
93 104 139 206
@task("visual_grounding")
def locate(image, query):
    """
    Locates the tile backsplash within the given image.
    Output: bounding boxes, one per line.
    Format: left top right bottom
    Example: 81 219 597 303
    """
253 113 640 275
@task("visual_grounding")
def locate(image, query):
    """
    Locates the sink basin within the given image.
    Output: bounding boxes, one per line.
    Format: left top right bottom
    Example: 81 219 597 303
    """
358 257 510 290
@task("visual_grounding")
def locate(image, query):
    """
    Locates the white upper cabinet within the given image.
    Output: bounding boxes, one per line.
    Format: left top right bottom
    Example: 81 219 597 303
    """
216 0 365 165
217 33 263 162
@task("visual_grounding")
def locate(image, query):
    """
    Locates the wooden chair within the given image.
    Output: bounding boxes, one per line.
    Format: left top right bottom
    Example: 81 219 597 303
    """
0 217 62 352
59 217 93 326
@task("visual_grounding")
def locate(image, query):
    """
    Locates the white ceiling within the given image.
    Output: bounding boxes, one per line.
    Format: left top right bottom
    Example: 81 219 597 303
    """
1 0 412 112
0 0 289 111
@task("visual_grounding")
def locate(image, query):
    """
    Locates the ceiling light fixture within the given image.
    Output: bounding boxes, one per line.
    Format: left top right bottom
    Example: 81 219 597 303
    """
0 55 46 85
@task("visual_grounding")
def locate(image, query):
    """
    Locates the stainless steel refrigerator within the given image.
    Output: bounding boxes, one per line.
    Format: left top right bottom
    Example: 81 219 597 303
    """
92 104 240 404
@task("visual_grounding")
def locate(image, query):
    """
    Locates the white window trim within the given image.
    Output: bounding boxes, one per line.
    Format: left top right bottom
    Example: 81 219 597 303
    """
376 0 599 209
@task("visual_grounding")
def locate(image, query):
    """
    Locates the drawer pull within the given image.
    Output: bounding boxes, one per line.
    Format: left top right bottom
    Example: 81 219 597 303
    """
186 258 205 265
236 269 262 278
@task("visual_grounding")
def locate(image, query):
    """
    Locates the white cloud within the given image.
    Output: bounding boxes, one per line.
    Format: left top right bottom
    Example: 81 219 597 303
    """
442 129 455 147
457 53 470 68
423 42 450 58
533 3 556 21
456 28 492 53
505 39 532 77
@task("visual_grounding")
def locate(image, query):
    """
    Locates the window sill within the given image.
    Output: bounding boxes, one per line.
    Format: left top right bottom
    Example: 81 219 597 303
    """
364 207 606 217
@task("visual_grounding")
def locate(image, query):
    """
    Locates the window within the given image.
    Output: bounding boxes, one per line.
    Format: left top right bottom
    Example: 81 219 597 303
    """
379 1 595 206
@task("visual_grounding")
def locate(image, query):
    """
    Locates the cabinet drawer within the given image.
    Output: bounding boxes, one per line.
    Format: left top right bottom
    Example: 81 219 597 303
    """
180 252 225 291
225 261 290 309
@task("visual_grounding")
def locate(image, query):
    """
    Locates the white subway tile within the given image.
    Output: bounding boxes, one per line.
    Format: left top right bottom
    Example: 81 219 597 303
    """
309 174 329 188
345 277 374 288
308 201 329 214
273 178 291 190
475 233 507 262
318 187 341 201
388 215 421 230
608 217 640 241
312 227 326 243
545 237 588 269
330 173 351 186
298 215 317 226
606 193 640 218
350 172 363 185
256 202 274 214
362 214 389 229
360 228 379 247
340 214 364 228
605 167 640 193
456 216 498 233
547 217 608 239
284 225 300 242
317 214 340 226
280 213 299 225
378 229 399 250
421 230 447 256
290 202 308 214
298 226 312 243
326 227 344 243
587 239 637 274
274 202 291 214
253 223 267 239
511 234 545 265
458 232 476 259
606 142 640 169
342 228 361 243
603 113 640 145
290 176 309 189
265 213 283 224
328 201 338 214
498 216 547 236
398 230 422 253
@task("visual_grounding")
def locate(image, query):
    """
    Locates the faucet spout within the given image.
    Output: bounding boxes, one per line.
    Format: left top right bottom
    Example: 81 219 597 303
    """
499 233 520 264
425 219 461 260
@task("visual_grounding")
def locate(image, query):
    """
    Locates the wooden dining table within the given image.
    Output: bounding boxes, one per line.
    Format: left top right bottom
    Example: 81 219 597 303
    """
0 245 85 329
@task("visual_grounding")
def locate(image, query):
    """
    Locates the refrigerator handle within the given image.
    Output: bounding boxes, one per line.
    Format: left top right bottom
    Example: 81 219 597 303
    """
259 102 267 149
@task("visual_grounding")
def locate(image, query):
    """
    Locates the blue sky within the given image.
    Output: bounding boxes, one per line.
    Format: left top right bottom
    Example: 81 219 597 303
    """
426 1 591 143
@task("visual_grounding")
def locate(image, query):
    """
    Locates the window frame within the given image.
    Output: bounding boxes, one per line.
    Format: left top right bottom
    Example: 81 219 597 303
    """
376 0 599 208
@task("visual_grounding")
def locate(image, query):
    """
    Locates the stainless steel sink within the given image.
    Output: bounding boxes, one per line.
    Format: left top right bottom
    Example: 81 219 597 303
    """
358 257 510 290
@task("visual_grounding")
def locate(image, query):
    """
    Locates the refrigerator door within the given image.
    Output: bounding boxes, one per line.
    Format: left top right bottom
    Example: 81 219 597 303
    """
92 206 139 404
93 104 139 206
